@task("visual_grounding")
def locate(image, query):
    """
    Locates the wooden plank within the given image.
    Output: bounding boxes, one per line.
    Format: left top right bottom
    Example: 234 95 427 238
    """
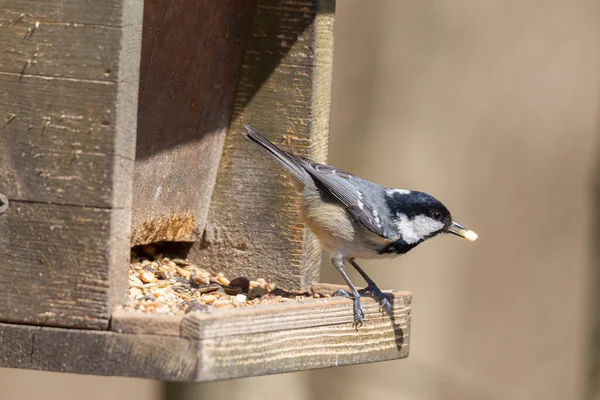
110 283 366 337
111 288 411 340
0 74 122 207
131 0 256 246
242 0 336 68
0 0 143 329
0 16 120 81
0 323 199 381
111 310 183 337
0 1 128 25
0 289 409 381
189 0 336 290
198 315 408 381
181 292 410 340
0 202 113 329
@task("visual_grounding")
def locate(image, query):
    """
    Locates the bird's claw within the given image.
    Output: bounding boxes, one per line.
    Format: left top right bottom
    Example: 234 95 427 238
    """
332 289 352 298
333 289 365 327
359 285 392 315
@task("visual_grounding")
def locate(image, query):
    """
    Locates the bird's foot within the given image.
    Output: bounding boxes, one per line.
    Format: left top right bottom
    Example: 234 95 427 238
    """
333 289 365 328
359 284 392 315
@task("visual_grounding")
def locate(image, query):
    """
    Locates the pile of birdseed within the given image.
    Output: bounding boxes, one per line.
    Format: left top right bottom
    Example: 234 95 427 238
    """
119 246 329 315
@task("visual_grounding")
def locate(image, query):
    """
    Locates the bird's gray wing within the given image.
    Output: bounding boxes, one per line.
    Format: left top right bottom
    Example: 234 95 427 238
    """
290 155 389 238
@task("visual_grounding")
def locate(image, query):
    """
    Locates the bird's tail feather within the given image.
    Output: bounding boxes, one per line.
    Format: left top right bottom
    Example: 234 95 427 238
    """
241 125 309 184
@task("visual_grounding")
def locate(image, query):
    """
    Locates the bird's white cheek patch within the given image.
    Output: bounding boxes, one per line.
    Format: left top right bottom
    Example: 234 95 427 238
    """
395 214 444 244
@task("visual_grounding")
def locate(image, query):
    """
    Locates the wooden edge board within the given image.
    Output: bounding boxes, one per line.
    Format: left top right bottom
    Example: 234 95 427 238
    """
182 292 411 340
112 284 411 340
112 294 410 339
0 308 409 381
197 313 409 381
111 311 183 337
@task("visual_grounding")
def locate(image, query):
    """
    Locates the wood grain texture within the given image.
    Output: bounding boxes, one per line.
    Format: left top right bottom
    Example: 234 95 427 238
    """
190 0 336 290
0 322 199 381
0 1 129 25
0 201 113 329
112 287 410 339
0 0 143 329
0 288 409 381
111 310 183 336
0 74 120 207
198 314 408 381
182 291 410 340
0 16 120 81
131 0 255 246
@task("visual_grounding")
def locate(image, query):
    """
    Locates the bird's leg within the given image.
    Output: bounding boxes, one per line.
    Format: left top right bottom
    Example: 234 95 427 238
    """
330 254 364 327
348 258 392 314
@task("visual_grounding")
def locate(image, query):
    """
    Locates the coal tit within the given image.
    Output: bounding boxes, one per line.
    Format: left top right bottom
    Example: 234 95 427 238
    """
242 125 477 326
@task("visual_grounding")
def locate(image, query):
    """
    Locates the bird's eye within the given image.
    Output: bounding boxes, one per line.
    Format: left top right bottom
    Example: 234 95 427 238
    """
432 211 442 221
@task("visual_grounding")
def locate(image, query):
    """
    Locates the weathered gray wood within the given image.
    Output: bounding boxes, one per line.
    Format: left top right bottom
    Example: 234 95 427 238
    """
190 0 336 290
182 292 410 340
0 74 123 207
131 0 255 246
198 315 408 381
0 288 409 381
0 322 199 381
0 1 130 25
112 288 410 340
0 202 115 329
0 0 143 329
0 16 120 81
111 310 183 336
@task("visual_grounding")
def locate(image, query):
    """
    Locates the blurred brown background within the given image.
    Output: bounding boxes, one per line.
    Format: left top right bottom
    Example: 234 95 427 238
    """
1 0 598 399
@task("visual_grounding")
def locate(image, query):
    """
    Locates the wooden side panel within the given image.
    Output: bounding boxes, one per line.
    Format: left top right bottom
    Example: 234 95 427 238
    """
0 0 143 329
181 291 411 339
198 315 408 381
111 311 183 336
130 0 255 246
190 0 336 290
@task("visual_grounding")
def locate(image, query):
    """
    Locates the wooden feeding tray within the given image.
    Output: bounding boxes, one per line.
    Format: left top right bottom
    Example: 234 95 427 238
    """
0 284 410 381
0 0 412 381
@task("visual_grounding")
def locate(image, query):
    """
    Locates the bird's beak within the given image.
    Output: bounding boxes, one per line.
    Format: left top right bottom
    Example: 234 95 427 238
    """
446 220 478 242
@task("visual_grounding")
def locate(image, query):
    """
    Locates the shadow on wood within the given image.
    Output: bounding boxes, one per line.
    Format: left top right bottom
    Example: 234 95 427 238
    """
131 0 335 248
189 0 336 291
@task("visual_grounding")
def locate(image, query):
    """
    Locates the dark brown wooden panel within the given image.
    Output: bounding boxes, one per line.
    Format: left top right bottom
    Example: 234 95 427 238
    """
189 0 336 290
131 0 256 246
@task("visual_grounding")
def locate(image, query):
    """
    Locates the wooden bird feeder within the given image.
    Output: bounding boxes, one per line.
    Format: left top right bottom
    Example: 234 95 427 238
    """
0 0 411 381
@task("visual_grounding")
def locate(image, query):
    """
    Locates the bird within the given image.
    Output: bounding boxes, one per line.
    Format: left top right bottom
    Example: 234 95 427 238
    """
241 125 478 326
